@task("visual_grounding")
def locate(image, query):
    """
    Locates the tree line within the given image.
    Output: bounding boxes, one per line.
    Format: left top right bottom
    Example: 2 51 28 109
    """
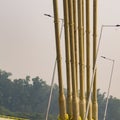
0 69 120 120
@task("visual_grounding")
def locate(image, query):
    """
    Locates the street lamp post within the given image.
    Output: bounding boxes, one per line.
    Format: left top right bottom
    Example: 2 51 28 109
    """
44 14 64 37
99 25 120 43
45 12 120 120
44 13 64 120
101 56 115 120
84 24 120 120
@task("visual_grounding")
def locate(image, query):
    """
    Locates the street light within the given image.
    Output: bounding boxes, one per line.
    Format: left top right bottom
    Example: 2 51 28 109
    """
44 13 64 20
99 24 120 44
44 14 54 18
44 13 64 38
44 13 64 120
101 56 115 120
84 24 120 120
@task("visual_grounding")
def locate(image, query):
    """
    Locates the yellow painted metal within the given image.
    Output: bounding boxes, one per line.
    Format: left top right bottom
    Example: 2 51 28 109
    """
68 0 80 119
58 114 69 120
58 114 82 120
93 0 98 120
63 0 72 118
73 0 79 97
81 0 85 71
53 0 67 119
86 0 92 119
77 0 86 119
53 0 98 119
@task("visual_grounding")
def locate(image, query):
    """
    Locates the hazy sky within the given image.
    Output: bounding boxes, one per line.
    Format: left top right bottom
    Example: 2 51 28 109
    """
0 0 120 98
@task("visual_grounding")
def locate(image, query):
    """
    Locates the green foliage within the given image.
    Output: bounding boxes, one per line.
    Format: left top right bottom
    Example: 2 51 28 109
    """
0 69 120 120
0 69 58 119
97 89 120 120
